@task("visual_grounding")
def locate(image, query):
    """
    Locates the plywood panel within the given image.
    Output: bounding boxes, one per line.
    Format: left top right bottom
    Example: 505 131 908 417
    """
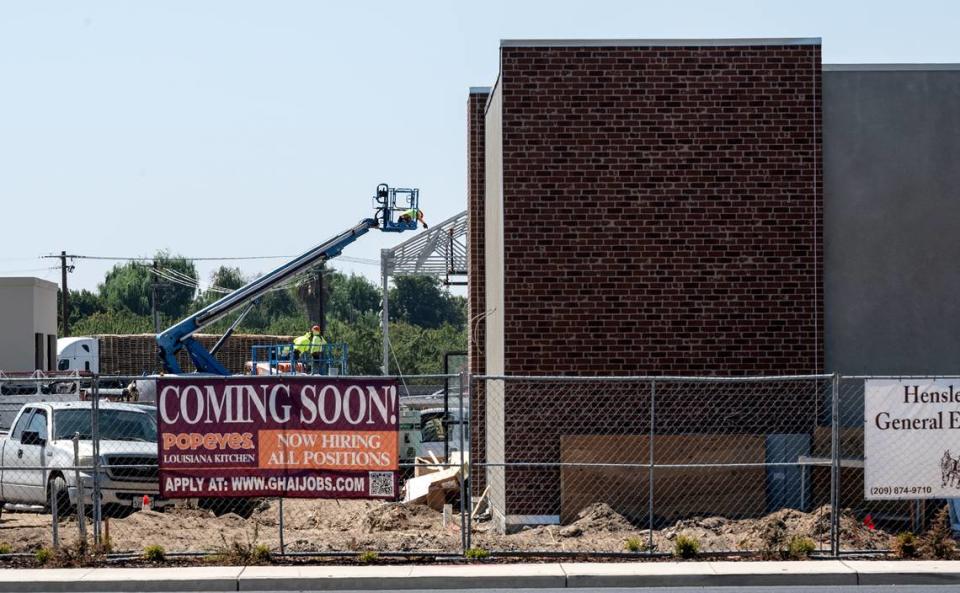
560 434 766 524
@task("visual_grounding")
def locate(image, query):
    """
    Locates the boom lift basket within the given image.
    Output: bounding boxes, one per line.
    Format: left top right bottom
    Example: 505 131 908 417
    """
374 184 420 232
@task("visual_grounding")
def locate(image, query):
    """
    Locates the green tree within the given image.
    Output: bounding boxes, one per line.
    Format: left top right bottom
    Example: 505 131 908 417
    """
295 267 327 329
326 312 383 374
197 266 307 335
389 275 465 330
100 251 197 319
72 309 153 335
246 286 302 332
386 322 466 375
66 257 469 376
328 271 380 323
59 288 105 334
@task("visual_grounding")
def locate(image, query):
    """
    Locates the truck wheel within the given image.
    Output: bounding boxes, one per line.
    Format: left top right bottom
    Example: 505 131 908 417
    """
49 476 70 518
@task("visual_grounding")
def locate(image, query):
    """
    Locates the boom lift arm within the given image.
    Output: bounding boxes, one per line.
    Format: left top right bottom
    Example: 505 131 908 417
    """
156 184 419 375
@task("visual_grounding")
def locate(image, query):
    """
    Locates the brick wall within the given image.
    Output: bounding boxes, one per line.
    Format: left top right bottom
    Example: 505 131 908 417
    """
467 87 489 494
486 40 823 520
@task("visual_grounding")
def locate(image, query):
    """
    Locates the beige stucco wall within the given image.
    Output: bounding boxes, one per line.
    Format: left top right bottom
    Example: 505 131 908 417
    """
483 79 506 530
0 277 58 370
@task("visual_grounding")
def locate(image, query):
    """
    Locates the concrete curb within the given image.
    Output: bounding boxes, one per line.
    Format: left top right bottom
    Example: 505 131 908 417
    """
0 560 959 591
844 560 960 585
238 564 567 591
0 566 244 592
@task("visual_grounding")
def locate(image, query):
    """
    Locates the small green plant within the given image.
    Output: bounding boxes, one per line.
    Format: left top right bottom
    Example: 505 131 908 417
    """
251 543 272 564
357 550 379 564
210 524 270 564
143 544 166 563
787 535 816 559
625 536 645 552
673 534 700 559
893 532 919 559
35 547 53 565
464 546 490 560
921 506 956 559
0 543 11 555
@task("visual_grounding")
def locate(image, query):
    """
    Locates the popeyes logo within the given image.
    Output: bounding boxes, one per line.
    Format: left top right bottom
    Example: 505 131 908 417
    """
163 432 254 451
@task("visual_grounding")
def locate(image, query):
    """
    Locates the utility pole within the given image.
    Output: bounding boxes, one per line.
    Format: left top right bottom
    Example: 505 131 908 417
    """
43 252 76 336
317 268 325 334
151 261 160 333
60 251 70 337
381 249 390 375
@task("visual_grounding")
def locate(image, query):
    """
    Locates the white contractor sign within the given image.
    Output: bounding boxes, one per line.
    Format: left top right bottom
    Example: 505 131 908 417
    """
865 379 960 499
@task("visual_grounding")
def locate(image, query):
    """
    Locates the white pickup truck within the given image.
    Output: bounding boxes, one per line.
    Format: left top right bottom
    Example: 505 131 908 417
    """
0 401 167 514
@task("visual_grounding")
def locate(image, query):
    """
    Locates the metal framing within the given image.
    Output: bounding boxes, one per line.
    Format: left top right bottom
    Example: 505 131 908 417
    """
380 210 467 374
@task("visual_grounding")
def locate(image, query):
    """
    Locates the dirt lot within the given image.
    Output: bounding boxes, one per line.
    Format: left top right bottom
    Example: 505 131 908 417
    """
0 500 891 556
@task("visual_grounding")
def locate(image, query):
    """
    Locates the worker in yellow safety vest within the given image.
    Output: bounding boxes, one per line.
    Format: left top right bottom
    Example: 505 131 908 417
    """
293 324 327 374
398 208 428 229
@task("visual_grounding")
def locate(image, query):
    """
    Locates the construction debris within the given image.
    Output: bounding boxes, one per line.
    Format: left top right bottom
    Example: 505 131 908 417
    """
403 451 468 511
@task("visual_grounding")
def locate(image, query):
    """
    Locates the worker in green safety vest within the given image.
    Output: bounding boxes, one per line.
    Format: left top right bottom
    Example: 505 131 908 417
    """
293 324 327 374
398 208 428 229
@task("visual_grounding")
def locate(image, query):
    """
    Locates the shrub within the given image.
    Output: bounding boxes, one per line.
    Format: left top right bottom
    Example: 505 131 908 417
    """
210 525 271 564
673 535 700 559
35 548 53 565
357 551 379 564
625 537 646 553
464 547 490 561
787 536 816 559
893 532 919 559
143 544 166 563
0 543 11 555
921 506 956 559
251 544 272 564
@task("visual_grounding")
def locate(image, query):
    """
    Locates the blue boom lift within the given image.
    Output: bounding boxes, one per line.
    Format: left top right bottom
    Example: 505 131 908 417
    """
156 184 420 375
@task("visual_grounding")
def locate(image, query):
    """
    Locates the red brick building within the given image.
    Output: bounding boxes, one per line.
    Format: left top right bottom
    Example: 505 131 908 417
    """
468 38 823 528
467 87 490 496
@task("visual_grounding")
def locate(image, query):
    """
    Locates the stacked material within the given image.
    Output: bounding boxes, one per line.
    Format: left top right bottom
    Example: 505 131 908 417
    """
96 333 294 375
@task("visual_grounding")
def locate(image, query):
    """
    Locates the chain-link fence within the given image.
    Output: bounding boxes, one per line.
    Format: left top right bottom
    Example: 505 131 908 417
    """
469 375 838 556
0 371 947 559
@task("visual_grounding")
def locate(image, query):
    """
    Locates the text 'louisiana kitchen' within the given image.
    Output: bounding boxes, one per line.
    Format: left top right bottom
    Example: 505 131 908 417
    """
876 384 960 430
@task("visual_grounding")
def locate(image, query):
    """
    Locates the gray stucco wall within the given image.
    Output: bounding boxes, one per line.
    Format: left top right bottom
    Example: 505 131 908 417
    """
824 66 960 375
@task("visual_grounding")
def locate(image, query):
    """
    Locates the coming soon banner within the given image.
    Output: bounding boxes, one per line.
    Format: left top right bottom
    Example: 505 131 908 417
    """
156 377 399 499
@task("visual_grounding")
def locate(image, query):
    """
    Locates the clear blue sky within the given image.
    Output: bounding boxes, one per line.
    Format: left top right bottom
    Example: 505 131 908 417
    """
1 0 958 292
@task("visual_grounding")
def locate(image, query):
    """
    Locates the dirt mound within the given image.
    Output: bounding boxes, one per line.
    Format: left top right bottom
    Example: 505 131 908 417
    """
0 500 895 557
364 502 438 532
568 502 635 533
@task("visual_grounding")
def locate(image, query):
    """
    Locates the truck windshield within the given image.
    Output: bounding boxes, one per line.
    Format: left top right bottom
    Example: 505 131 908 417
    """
53 409 157 442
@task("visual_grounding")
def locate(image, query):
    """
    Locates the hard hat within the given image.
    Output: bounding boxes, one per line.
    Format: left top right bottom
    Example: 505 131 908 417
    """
311 324 321 333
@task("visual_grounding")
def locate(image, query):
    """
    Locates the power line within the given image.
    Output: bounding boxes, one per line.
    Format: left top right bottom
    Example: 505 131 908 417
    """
0 266 60 274
54 254 294 262
41 253 379 266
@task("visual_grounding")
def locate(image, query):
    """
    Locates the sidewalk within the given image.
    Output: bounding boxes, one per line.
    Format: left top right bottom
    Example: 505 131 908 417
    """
1 560 959 591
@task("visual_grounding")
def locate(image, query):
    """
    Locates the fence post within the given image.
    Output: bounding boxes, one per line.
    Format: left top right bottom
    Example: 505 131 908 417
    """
50 478 59 550
830 372 840 556
648 378 656 553
278 498 285 555
91 375 101 547
73 433 87 545
459 370 470 554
